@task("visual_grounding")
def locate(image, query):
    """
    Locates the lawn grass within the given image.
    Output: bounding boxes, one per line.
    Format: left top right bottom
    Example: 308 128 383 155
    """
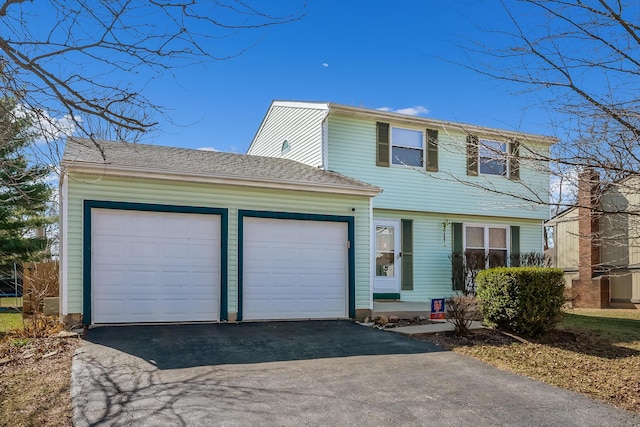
418 308 640 413
0 296 22 308
0 312 23 333
560 309 640 343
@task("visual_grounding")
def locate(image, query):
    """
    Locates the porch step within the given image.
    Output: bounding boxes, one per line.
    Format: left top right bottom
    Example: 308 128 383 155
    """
609 302 639 309
372 301 431 320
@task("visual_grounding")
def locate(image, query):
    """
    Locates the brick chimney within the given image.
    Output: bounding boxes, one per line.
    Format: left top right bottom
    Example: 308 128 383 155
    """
572 169 609 308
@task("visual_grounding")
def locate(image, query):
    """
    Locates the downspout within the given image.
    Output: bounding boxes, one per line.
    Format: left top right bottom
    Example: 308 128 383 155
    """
369 197 374 311
59 169 68 317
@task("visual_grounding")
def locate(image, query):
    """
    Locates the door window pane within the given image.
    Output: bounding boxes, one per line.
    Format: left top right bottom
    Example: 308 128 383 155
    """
376 252 395 277
376 226 395 277
376 226 394 251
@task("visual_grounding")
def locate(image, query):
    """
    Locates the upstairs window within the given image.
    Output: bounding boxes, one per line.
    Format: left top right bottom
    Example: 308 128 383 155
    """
467 135 520 180
479 139 507 176
376 122 439 170
391 127 423 167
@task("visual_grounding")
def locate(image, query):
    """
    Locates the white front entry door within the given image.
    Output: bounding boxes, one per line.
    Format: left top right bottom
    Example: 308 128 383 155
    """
373 220 401 294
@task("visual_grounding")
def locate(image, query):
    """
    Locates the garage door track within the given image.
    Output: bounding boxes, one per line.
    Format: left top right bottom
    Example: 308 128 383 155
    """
72 321 639 426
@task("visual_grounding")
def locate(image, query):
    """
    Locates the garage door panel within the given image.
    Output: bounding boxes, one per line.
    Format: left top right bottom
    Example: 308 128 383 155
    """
92 209 220 323
243 217 348 320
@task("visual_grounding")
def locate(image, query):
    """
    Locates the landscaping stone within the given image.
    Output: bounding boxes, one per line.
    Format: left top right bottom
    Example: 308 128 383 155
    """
57 330 81 338
388 315 400 323
375 315 389 325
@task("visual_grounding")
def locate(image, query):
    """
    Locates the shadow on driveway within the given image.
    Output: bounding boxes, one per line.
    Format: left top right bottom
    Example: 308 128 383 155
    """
84 320 443 369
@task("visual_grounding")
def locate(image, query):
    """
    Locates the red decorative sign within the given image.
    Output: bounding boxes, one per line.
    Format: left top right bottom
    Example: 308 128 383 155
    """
430 298 446 320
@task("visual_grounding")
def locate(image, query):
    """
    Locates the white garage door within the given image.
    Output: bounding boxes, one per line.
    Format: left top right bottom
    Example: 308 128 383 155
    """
243 217 348 320
91 209 220 323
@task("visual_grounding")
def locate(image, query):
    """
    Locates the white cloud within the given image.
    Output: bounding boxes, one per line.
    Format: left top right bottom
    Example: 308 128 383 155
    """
197 146 219 152
321 63 329 68
394 106 430 116
16 105 79 143
550 168 578 208
376 105 430 116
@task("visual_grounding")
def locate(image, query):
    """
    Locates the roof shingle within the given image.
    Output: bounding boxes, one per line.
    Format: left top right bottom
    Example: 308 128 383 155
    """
62 137 380 195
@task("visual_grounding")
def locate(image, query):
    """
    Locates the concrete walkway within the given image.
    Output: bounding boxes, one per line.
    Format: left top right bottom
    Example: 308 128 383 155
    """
72 321 639 426
389 320 485 335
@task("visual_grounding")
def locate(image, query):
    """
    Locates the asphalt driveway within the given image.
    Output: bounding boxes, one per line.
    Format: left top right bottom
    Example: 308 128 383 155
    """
72 321 639 426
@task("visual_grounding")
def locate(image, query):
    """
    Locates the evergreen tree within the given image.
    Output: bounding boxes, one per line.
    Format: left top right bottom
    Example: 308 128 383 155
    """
0 97 54 271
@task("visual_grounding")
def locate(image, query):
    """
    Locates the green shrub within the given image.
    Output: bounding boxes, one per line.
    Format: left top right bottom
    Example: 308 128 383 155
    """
476 267 566 337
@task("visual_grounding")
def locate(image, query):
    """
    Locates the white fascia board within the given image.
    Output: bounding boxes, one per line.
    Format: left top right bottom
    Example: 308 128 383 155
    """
272 100 330 110
64 163 382 197
328 103 557 146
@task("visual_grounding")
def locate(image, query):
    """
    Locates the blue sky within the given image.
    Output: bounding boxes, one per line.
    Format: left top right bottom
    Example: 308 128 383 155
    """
140 1 552 153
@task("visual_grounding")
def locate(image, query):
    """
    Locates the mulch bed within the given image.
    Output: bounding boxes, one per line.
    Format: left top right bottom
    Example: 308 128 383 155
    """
412 327 517 348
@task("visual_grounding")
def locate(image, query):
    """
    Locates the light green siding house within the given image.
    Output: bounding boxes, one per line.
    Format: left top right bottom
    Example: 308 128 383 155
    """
60 138 380 325
249 101 555 303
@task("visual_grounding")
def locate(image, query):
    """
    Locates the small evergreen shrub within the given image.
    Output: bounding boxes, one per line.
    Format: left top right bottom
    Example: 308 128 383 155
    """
476 267 566 337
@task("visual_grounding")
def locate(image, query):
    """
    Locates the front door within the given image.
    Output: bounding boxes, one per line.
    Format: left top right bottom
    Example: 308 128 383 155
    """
373 220 401 295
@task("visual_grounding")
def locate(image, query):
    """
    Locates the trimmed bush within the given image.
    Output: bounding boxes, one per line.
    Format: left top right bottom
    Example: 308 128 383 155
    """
476 267 566 337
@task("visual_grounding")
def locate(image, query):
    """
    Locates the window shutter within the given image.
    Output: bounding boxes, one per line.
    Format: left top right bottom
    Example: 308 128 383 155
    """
401 219 413 290
426 129 438 172
509 141 520 180
510 225 520 267
376 122 390 167
452 222 464 291
466 135 478 176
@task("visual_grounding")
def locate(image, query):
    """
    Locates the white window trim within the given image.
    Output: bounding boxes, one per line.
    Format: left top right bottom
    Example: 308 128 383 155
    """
390 126 426 169
463 223 510 267
478 139 509 177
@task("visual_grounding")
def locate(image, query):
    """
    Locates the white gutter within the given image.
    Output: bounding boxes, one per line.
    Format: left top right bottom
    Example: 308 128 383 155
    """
328 103 558 145
63 163 383 197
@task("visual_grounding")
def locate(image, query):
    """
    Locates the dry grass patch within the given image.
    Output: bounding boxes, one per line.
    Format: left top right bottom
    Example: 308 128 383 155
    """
415 308 640 413
0 318 82 427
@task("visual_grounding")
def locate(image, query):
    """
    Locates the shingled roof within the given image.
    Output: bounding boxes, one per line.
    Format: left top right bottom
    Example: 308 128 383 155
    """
61 137 381 196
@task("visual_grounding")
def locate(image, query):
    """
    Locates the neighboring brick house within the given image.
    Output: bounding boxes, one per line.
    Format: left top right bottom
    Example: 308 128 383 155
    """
548 171 640 307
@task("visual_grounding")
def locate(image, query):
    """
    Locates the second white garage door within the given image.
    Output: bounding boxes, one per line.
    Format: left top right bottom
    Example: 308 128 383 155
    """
91 208 221 323
243 217 348 320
